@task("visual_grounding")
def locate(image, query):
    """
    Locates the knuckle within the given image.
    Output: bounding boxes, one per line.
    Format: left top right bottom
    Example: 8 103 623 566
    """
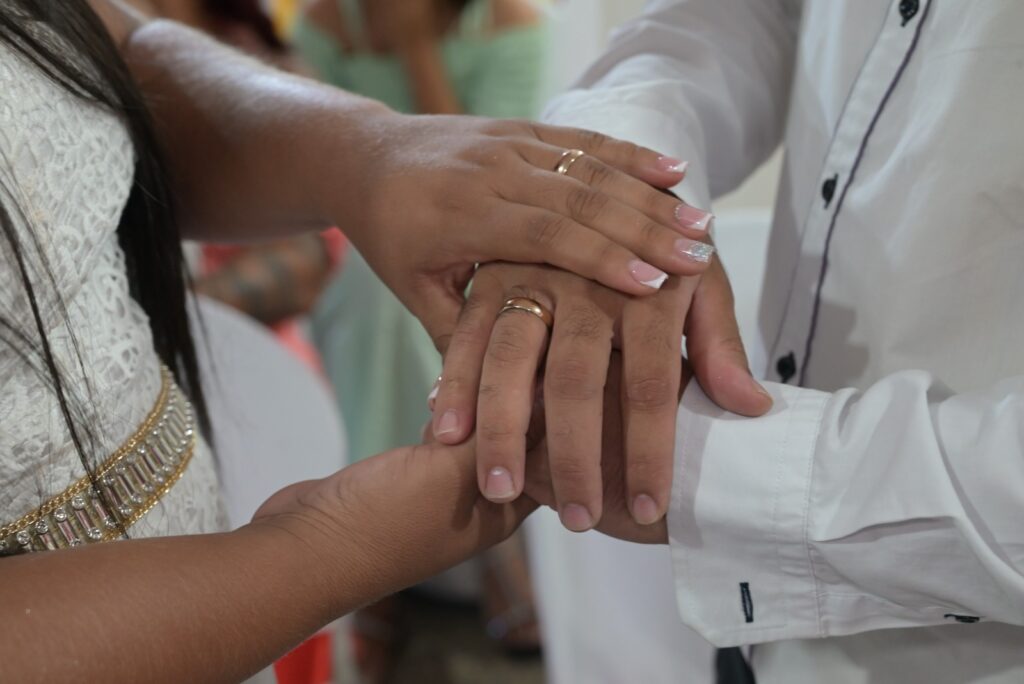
644 185 669 213
561 305 606 341
578 158 615 188
479 419 517 445
640 315 678 353
546 358 603 402
548 453 592 483
624 375 675 413
638 220 665 247
486 325 533 367
565 186 607 224
525 213 570 249
577 128 609 154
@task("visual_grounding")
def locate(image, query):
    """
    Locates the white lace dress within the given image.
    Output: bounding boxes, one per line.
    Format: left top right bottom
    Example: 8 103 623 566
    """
0 36 227 539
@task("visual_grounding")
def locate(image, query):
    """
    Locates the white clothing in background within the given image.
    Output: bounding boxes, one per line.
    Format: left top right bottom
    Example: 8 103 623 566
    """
544 0 1024 681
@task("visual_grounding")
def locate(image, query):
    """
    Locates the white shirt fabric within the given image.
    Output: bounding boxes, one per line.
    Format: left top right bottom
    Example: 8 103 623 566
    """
543 1 1024 681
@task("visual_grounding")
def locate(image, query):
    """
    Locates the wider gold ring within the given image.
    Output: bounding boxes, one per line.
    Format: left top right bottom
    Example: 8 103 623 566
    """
554 149 586 175
499 297 554 329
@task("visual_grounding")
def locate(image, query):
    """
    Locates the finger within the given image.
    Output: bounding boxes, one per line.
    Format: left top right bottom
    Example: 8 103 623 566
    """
498 165 716 280
542 298 613 532
485 203 673 297
685 258 774 417
412 265 477 356
522 141 715 237
619 276 691 526
431 276 505 445
476 297 551 503
530 122 690 188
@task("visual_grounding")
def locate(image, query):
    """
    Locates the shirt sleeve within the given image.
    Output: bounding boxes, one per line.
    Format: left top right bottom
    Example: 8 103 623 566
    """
542 0 801 210
669 372 1024 647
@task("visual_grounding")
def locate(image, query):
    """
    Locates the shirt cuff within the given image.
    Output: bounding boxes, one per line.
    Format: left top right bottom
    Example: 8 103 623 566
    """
668 380 830 647
541 95 712 213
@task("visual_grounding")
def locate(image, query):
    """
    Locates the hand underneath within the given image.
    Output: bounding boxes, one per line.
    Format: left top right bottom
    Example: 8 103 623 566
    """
522 352 688 544
431 255 770 533
252 440 536 606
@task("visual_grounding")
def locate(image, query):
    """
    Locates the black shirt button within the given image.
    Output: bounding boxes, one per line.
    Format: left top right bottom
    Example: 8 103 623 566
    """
899 0 919 25
821 174 838 208
776 352 797 384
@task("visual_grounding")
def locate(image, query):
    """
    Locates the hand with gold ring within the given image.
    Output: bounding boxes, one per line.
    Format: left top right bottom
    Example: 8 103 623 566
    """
339 114 718 352
431 258 773 533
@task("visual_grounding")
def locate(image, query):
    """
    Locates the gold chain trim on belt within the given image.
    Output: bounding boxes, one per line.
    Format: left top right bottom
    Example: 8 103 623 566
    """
0 366 196 553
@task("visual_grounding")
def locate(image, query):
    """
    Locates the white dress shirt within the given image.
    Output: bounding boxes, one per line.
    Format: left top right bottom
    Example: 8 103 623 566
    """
543 1 1024 681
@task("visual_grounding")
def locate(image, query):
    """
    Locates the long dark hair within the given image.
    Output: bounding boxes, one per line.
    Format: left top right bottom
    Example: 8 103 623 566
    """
0 1 208 542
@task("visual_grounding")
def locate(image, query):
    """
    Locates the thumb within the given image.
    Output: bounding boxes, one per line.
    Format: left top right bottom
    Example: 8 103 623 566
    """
685 259 773 417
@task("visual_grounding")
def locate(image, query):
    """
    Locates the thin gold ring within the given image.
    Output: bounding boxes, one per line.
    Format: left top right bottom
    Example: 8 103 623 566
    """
554 149 586 175
499 297 554 329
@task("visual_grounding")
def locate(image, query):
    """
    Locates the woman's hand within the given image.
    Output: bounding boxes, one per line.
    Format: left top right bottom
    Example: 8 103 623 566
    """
335 113 712 349
430 256 772 532
253 440 536 605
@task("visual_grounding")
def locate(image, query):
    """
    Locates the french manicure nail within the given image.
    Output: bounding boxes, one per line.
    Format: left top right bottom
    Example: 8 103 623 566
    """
434 409 460 437
632 494 661 525
656 156 689 175
629 259 668 289
674 204 714 231
675 238 715 264
560 503 595 532
484 467 516 501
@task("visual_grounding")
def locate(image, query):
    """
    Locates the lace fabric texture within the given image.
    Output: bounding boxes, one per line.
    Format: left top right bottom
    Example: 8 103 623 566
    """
0 36 226 538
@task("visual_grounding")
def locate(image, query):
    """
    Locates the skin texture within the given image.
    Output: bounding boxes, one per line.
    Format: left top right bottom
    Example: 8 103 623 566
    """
434 258 773 530
0 442 534 682
523 352 678 544
92 3 708 337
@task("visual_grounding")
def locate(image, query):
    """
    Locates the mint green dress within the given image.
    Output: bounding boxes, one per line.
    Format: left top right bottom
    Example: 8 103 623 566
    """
300 0 549 461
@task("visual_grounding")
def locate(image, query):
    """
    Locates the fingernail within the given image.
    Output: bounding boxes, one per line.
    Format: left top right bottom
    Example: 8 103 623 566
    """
427 377 440 411
629 260 668 289
674 204 714 231
631 494 661 525
434 409 460 437
656 156 689 175
484 467 516 501
675 239 715 264
560 503 595 532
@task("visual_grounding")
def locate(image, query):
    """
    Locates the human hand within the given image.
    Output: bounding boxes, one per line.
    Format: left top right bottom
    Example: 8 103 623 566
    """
337 113 712 351
523 352 680 544
252 440 536 606
430 256 771 532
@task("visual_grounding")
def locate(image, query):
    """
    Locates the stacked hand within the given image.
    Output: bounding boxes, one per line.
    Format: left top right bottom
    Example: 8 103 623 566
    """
430 238 772 532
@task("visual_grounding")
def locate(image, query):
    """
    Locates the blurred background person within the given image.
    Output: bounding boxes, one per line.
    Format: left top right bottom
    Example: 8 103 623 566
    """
291 1 550 681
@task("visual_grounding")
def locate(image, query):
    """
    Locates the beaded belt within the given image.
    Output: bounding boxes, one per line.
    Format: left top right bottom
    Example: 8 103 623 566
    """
0 366 196 553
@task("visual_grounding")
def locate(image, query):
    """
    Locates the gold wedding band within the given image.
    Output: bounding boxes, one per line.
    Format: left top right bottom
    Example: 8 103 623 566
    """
499 297 554 329
554 149 586 175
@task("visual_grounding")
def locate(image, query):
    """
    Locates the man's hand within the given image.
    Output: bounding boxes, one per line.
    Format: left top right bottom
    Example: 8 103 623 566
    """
432 252 771 533
522 353 685 544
